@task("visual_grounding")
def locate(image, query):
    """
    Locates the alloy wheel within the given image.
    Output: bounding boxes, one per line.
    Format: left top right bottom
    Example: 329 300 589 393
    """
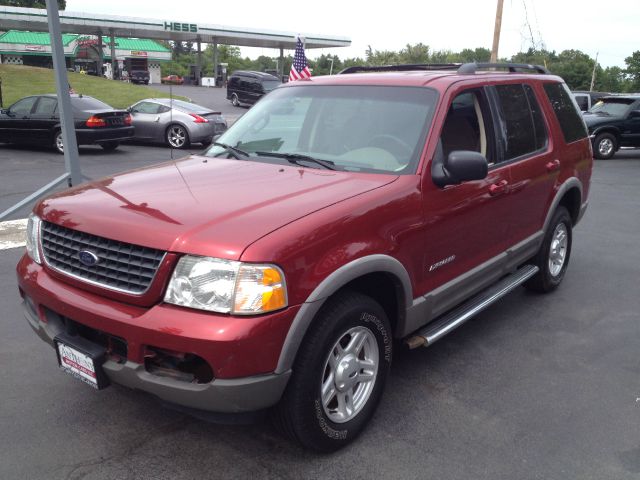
320 326 379 424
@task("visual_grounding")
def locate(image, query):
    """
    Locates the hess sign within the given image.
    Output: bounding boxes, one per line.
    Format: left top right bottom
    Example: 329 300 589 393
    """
164 21 197 33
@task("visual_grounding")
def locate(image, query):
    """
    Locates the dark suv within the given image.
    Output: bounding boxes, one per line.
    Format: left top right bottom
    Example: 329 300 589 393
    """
583 94 640 159
129 69 150 85
226 70 281 107
17 63 592 452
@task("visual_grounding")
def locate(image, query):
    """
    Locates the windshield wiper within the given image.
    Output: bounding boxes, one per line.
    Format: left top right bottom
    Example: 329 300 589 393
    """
255 151 336 170
212 142 250 159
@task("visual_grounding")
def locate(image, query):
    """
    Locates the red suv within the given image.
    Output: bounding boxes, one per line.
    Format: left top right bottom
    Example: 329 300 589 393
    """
17 63 592 452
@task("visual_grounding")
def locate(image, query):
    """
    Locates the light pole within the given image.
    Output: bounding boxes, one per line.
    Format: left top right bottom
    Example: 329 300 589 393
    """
328 56 335 75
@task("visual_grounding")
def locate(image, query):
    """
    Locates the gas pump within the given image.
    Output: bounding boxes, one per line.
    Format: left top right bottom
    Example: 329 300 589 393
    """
217 63 228 87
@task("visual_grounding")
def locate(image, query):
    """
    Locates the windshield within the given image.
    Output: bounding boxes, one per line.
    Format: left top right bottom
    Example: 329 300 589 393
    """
262 80 281 92
204 85 437 174
588 99 634 116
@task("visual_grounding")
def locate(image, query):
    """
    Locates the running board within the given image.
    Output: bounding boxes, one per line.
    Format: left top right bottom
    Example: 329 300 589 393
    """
405 265 539 349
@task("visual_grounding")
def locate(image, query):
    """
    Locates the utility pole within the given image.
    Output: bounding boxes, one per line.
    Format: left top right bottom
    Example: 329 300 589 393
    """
490 0 505 63
590 52 599 92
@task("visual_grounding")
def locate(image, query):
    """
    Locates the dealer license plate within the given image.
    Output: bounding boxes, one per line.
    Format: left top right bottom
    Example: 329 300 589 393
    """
55 335 109 390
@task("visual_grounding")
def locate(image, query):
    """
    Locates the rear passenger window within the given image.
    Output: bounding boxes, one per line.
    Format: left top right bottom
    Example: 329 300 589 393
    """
494 84 545 161
524 85 548 151
543 83 588 144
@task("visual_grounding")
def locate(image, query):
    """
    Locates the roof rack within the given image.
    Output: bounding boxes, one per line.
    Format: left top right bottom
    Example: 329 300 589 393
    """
457 62 549 74
338 64 461 74
338 62 549 75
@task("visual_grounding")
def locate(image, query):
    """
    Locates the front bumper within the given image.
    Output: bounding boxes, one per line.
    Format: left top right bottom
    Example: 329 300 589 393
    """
17 254 296 413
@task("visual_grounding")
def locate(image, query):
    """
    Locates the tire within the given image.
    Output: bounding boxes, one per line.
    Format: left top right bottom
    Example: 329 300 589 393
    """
166 124 190 148
593 132 617 160
231 93 240 107
273 291 392 452
100 141 119 152
524 206 572 293
53 130 64 154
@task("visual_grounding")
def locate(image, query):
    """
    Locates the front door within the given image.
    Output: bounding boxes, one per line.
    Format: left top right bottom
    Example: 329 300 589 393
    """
0 96 39 143
130 101 162 140
419 87 512 315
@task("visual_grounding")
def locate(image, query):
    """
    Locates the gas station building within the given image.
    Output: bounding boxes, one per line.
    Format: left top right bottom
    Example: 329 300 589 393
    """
0 5 350 85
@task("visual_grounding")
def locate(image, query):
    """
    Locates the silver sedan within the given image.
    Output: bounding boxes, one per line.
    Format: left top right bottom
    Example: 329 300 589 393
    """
127 98 227 148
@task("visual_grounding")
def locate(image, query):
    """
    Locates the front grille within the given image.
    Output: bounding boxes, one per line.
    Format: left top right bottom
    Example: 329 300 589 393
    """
41 221 165 294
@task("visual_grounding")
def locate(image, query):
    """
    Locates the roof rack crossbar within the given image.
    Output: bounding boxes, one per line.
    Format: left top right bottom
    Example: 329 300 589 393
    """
457 62 550 74
338 64 462 75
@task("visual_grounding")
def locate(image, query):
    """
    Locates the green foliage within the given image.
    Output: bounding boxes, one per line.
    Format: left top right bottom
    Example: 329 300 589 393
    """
159 42 637 92
624 51 640 92
0 0 66 9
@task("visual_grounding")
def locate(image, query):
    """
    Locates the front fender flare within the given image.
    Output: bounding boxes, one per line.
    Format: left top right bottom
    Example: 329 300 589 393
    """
275 254 412 374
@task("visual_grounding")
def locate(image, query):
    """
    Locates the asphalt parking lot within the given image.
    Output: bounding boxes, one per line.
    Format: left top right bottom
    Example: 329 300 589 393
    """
1 133 639 478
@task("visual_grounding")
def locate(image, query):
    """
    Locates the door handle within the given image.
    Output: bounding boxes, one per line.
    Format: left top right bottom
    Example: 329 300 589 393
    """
545 159 561 172
489 179 509 196
154 116 160 122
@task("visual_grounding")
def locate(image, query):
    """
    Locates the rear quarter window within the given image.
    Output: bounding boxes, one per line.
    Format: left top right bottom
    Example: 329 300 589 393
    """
543 83 588 144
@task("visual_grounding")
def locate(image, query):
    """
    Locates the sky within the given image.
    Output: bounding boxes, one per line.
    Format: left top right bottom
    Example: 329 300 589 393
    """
66 0 638 68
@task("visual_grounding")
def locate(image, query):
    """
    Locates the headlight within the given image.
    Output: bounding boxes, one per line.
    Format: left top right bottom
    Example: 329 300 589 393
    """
164 255 287 315
26 213 42 264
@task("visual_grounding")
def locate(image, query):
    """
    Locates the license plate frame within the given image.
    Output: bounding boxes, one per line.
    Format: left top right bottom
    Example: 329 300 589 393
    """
54 333 110 390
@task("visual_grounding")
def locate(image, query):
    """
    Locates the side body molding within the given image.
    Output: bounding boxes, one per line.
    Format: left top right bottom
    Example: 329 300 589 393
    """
274 254 413 374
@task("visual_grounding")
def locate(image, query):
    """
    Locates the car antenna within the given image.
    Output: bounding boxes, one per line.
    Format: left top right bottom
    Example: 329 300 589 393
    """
169 75 174 160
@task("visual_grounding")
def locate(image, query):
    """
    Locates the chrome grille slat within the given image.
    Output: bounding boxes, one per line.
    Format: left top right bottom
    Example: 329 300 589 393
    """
40 221 165 294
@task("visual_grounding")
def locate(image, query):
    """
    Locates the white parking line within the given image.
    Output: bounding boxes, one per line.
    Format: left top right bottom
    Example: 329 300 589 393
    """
0 218 27 250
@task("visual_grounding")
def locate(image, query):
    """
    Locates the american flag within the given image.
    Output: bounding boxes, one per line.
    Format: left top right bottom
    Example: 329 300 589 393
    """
289 37 312 81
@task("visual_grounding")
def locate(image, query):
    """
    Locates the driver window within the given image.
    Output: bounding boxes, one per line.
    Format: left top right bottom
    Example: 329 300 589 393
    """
10 97 38 116
440 91 492 163
133 102 160 114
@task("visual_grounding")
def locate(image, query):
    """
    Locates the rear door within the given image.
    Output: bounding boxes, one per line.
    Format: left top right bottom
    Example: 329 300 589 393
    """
30 96 59 144
488 82 554 247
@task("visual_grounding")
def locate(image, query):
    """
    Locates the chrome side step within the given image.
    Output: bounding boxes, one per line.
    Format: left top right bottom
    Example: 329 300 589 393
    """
405 265 539 349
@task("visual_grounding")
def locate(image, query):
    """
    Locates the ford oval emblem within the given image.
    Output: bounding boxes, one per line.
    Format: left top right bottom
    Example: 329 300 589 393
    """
78 250 100 267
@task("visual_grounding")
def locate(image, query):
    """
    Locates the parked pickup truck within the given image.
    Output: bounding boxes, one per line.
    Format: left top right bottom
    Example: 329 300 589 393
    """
129 69 150 85
17 62 592 452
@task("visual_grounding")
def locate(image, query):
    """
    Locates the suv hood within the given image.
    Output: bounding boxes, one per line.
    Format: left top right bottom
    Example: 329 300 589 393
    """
37 155 398 259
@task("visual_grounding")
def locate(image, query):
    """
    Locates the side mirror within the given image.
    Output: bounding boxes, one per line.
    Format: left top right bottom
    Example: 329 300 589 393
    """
432 147 488 188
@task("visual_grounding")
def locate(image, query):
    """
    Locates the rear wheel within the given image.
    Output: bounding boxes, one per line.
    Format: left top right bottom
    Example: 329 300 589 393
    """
100 141 119 152
594 133 617 159
273 291 392 452
231 93 240 107
166 124 190 148
53 130 64 154
525 206 572 293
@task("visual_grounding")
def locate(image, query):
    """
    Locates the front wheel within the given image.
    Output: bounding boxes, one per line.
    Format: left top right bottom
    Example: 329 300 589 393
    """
594 133 617 160
166 124 190 148
231 93 240 107
525 206 572 293
273 291 392 452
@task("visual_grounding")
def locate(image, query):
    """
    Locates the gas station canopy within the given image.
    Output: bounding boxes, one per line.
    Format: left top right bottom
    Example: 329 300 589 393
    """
0 6 351 50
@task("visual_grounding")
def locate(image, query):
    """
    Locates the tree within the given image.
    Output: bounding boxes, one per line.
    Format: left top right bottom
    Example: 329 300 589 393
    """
0 0 66 9
624 51 640 92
